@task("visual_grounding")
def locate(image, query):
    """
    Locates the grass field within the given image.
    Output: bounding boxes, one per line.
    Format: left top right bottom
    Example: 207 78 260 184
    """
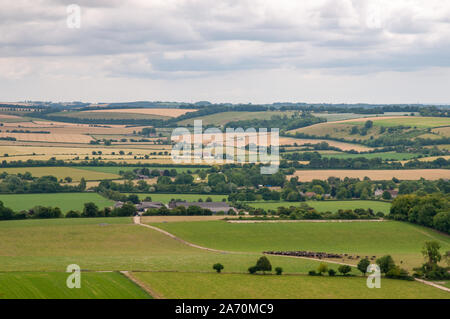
0 217 338 274
79 166 204 174
248 200 391 214
133 272 450 299
351 117 450 128
0 193 114 212
0 166 120 181
129 193 228 203
321 152 419 161
151 220 450 270
289 169 450 181
0 272 151 299
85 108 197 117
178 111 296 126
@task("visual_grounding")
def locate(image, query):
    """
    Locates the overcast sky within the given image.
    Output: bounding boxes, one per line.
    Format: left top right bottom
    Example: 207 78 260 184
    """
1 0 450 104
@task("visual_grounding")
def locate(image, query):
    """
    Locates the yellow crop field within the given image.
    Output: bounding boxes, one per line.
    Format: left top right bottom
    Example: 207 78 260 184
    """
0 132 93 143
0 167 120 181
2 121 149 135
0 114 21 119
289 169 450 181
84 108 197 117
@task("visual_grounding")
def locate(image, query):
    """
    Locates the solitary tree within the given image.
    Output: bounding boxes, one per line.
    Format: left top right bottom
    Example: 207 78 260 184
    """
256 256 272 274
275 267 283 275
213 263 224 273
422 241 441 267
357 258 371 275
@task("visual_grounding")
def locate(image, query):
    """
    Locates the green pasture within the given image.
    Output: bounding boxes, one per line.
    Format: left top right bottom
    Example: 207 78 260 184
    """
79 166 204 174
0 217 337 274
321 152 419 161
133 272 450 299
128 193 227 203
0 272 150 299
352 117 450 128
152 220 450 270
248 200 391 214
0 193 114 212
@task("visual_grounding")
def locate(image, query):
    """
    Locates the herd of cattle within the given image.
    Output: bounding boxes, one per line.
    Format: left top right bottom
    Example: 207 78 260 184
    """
263 250 377 260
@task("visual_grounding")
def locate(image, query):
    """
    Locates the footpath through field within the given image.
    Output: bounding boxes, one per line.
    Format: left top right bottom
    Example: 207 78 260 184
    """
133 216 355 267
132 216 450 294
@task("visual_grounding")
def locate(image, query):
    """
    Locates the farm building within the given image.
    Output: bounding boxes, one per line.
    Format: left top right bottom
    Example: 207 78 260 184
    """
168 201 237 214
135 201 166 212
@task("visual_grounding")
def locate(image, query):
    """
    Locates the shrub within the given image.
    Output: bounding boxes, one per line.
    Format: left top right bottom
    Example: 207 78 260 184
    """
66 210 80 218
317 263 328 275
308 270 317 276
248 266 258 274
275 267 283 275
385 266 413 281
213 263 224 273
338 265 352 276
328 269 336 276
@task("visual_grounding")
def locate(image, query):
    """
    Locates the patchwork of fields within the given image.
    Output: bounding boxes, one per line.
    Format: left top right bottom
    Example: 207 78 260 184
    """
0 108 449 300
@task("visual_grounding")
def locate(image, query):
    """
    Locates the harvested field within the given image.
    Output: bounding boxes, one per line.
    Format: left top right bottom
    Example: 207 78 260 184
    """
85 108 197 117
432 126 450 137
172 132 371 151
0 114 21 119
0 132 92 143
2 121 150 135
289 169 450 181
0 166 120 181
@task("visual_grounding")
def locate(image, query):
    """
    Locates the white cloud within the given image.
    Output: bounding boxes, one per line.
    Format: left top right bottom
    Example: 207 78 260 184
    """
0 0 450 103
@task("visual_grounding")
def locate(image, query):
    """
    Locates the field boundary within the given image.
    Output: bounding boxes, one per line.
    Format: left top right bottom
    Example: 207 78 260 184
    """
227 219 386 223
134 216 240 254
120 271 163 299
414 278 450 293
